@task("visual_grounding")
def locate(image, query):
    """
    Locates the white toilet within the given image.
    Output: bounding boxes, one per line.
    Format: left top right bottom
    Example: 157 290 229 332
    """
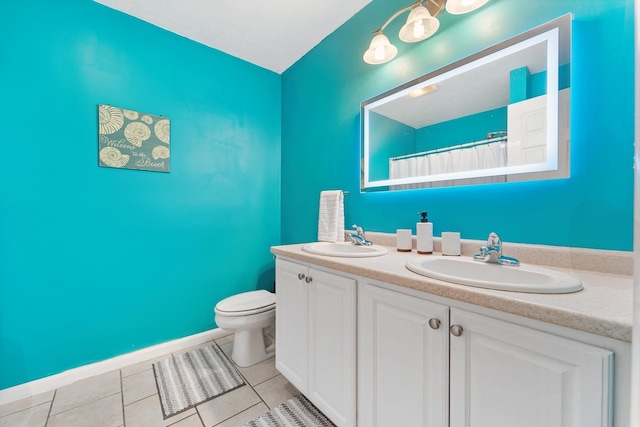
214 290 276 367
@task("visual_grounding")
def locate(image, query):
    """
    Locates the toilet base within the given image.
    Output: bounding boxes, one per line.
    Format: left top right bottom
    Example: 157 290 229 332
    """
231 327 275 367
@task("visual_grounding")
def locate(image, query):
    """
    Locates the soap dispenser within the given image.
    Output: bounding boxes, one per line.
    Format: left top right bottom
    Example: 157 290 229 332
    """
416 211 433 254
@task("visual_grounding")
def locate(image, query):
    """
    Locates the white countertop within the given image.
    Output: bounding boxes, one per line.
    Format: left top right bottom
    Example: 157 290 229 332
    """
271 242 633 342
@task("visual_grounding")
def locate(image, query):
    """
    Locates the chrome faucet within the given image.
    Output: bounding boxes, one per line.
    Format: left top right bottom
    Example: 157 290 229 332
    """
348 224 373 246
473 232 520 266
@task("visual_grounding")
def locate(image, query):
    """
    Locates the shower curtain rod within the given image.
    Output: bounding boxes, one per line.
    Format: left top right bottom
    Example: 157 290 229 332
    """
391 134 508 161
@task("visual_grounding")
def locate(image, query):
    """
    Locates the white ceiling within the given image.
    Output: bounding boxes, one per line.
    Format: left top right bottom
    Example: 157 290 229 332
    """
372 41 549 129
94 0 372 74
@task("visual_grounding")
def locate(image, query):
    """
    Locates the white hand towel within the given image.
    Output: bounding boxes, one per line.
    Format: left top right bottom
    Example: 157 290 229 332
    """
317 190 345 242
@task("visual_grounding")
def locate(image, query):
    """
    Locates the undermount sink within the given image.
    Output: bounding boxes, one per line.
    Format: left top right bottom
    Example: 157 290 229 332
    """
405 256 583 294
302 242 389 258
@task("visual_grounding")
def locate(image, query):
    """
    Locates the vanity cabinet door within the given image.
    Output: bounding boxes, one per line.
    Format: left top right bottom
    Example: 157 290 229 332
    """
358 282 449 427
275 259 357 427
308 268 356 427
275 258 309 393
449 308 613 427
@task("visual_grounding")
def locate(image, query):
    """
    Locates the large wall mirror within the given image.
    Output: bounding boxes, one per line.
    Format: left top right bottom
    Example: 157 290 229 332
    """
361 15 571 191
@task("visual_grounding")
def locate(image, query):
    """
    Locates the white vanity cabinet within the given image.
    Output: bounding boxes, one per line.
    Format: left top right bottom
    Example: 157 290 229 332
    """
275 258 357 427
358 281 614 427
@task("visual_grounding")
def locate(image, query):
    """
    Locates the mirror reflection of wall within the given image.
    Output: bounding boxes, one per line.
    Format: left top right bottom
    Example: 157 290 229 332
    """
361 14 571 191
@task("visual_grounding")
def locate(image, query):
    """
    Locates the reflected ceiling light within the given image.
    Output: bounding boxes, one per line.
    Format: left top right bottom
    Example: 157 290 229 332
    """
363 0 490 65
409 84 438 98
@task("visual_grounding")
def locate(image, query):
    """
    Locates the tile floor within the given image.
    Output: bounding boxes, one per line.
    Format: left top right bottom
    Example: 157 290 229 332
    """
0 334 301 427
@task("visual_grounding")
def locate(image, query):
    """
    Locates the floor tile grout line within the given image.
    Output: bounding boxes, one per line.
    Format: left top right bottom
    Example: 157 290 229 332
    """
44 389 55 427
168 413 200 427
121 364 159 409
248 371 281 388
121 365 154 379
238 363 290 411
0 398 54 422
47 390 123 418
122 391 159 408
210 401 264 427
251 382 272 411
119 370 125 427
243 366 273 412
195 405 206 427
221 336 289 415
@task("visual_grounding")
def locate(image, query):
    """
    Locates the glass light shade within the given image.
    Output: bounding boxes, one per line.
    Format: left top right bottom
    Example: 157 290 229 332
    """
399 6 440 42
363 33 398 64
445 0 489 15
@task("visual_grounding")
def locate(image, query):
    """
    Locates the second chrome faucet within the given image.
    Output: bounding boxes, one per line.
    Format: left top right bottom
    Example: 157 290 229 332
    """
473 232 520 266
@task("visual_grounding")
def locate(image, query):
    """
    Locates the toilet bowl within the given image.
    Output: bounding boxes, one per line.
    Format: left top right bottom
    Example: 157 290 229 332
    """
214 290 276 367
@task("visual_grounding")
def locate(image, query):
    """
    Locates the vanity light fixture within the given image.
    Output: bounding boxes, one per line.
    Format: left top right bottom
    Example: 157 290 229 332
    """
363 0 490 65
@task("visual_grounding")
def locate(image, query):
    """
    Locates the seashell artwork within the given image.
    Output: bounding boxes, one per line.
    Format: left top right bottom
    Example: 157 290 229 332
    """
123 109 139 120
99 105 124 135
100 147 130 168
154 119 170 144
152 145 170 160
124 122 151 147
98 104 170 172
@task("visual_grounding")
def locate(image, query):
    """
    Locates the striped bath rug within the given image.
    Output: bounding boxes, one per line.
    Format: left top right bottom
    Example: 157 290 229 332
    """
244 394 336 427
153 343 245 419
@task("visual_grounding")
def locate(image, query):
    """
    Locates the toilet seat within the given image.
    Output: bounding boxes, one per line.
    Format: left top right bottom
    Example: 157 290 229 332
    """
215 290 275 317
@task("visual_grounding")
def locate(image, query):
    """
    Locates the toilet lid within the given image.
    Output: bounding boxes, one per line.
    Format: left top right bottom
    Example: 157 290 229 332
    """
216 290 275 313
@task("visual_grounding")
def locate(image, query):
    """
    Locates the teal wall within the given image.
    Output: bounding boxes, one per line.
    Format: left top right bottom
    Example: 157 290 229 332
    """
281 0 634 251
512 63 572 101
415 107 508 151
0 0 634 392
0 1 281 389
369 112 416 181
510 66 533 103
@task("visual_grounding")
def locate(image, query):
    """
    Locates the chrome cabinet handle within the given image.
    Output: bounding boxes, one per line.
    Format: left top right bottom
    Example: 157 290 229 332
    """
428 318 441 330
305 276 313 283
450 324 464 337
297 273 305 280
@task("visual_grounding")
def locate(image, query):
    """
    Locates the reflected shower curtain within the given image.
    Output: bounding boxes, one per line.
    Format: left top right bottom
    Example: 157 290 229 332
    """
389 142 507 181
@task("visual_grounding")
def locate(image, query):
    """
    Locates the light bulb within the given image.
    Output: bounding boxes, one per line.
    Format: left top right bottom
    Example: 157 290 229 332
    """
446 0 489 14
413 20 425 38
374 45 385 61
399 5 439 43
363 33 397 64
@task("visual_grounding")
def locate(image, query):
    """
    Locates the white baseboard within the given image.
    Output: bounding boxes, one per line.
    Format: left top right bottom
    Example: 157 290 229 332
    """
0 328 232 405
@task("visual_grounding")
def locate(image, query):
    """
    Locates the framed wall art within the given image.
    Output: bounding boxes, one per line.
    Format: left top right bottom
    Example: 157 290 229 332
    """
98 104 170 172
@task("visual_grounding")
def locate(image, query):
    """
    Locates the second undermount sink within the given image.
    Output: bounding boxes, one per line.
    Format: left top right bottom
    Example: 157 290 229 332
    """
302 242 389 258
406 256 583 294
